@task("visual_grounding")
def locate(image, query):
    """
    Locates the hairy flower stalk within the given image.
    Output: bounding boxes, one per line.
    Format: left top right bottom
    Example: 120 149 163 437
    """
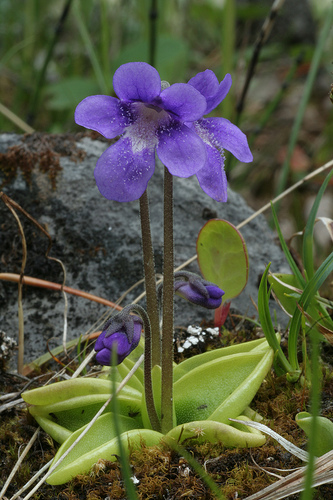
161 167 174 433
139 191 161 368
94 304 160 431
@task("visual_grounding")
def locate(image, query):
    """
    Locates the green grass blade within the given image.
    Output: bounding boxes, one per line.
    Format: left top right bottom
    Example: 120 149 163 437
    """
288 251 333 370
271 202 305 288
221 0 235 121
111 348 139 500
73 0 108 95
167 440 227 500
302 168 333 281
100 0 112 89
28 0 73 124
276 6 333 199
300 325 321 500
258 263 293 374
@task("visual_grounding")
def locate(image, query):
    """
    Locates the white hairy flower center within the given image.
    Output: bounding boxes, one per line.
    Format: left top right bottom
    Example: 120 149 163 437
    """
125 103 169 153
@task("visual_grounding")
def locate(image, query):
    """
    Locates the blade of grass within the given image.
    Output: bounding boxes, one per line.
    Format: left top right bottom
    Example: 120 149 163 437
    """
149 0 158 68
0 102 34 134
27 0 73 125
221 0 235 121
165 439 227 500
111 348 139 499
73 0 108 94
258 263 294 375
100 0 112 89
275 6 333 199
270 201 305 288
302 168 333 281
288 251 333 370
301 323 321 500
236 0 286 119
23 0 36 81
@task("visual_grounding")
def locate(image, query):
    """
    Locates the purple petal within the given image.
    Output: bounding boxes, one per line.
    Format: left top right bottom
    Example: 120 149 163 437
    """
188 70 219 101
95 331 106 351
156 122 206 177
196 144 228 202
199 118 253 163
113 62 161 103
94 137 155 202
75 96 132 139
158 83 207 122
206 285 225 300
109 332 131 359
188 71 232 114
175 282 222 309
95 348 112 365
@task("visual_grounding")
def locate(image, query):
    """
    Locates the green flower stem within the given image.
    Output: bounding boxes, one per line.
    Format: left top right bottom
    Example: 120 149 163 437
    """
161 167 174 434
139 190 161 368
149 0 158 68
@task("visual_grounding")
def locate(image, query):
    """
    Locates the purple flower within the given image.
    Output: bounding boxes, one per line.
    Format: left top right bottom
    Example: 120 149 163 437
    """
187 70 253 202
94 314 142 365
174 274 224 309
75 62 208 202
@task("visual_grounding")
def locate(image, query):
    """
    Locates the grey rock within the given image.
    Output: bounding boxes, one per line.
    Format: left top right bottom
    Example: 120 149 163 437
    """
0 133 289 365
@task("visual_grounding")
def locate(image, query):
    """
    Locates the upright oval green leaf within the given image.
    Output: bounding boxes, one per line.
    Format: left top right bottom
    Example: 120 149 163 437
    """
196 219 249 301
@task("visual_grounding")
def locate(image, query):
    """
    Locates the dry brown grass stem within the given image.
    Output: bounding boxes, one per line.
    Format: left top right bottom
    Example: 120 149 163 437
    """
0 428 40 500
0 101 35 134
0 193 27 374
0 273 123 310
244 449 333 500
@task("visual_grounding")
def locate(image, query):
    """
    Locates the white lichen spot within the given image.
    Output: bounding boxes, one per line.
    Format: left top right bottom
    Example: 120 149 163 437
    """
206 327 219 336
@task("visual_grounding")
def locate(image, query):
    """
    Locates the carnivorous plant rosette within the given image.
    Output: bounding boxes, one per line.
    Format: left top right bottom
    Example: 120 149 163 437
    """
75 62 253 202
19 63 275 487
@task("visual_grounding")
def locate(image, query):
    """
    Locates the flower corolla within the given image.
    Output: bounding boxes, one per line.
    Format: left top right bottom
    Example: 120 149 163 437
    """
75 62 207 202
174 273 224 309
75 62 253 203
94 313 142 365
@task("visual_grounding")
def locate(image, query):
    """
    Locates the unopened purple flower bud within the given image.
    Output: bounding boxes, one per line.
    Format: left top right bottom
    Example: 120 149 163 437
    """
94 314 142 365
174 277 224 309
